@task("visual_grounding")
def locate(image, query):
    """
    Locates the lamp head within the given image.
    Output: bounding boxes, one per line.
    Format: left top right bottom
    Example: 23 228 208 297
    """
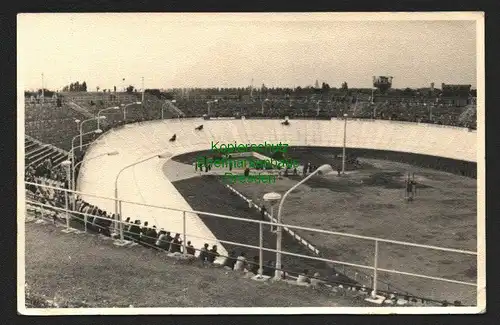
317 164 334 175
75 119 81 123
99 115 106 119
343 113 348 117
263 192 282 204
95 129 103 134
61 160 71 167
171 100 176 103
107 151 119 156
135 101 142 105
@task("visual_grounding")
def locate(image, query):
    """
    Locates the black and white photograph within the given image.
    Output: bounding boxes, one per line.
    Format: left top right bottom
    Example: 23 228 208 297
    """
17 12 485 314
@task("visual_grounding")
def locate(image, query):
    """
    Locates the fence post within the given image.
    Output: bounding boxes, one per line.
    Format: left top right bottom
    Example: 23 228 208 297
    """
259 221 263 277
64 189 70 230
182 211 187 254
84 211 87 233
372 240 379 298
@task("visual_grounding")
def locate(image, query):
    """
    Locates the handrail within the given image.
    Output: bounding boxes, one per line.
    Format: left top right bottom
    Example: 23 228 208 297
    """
25 199 477 289
24 181 477 256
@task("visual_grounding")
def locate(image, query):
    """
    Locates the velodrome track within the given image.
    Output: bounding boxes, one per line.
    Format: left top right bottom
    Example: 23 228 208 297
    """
77 118 477 262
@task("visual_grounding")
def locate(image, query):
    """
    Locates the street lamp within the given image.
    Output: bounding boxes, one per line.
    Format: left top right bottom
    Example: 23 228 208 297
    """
69 129 102 206
60 160 72 230
121 101 142 121
79 116 106 148
97 106 119 129
316 100 321 116
342 113 348 174
274 164 333 280
75 119 81 131
113 152 171 243
72 151 119 193
261 192 281 279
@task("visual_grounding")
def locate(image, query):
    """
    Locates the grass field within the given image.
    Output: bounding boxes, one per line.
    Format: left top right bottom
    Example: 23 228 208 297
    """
24 221 374 308
171 149 477 305
229 157 477 305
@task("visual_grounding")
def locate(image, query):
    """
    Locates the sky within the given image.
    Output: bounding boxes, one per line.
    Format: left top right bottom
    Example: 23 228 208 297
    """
18 13 479 91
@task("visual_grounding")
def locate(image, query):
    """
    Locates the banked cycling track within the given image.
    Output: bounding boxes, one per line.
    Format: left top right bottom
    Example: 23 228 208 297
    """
78 118 478 261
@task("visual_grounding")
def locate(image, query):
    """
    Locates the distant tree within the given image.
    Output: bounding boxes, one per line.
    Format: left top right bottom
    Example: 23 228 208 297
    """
341 82 348 91
114 86 116 92
126 85 135 93
62 86 69 92
82 81 87 92
96 86 100 92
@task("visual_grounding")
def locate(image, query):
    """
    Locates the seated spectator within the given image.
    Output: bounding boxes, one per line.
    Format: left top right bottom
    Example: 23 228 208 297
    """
297 269 310 285
263 260 275 277
233 252 247 271
125 220 141 242
199 243 210 262
144 224 158 247
310 272 323 288
141 221 149 237
186 241 196 255
223 251 237 269
207 245 220 263
249 256 260 275
124 217 131 231
170 233 182 253
155 230 170 251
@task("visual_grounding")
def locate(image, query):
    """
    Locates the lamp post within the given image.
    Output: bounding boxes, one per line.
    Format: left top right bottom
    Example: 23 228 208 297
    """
97 106 119 129
274 164 333 280
262 192 281 278
60 160 72 229
75 119 81 131
316 100 321 116
342 113 348 174
121 101 142 121
69 129 102 208
79 116 106 148
114 153 171 242
72 151 119 192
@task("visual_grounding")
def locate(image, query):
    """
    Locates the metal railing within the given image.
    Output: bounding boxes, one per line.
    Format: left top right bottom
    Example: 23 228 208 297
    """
23 180 477 304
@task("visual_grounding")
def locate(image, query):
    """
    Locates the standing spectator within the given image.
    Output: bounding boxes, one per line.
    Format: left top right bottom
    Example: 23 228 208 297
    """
233 252 247 271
